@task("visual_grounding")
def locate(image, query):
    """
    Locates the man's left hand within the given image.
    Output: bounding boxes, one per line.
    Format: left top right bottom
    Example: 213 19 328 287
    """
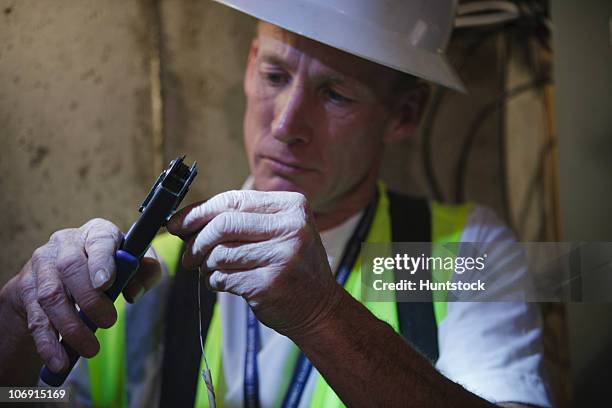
167 190 341 337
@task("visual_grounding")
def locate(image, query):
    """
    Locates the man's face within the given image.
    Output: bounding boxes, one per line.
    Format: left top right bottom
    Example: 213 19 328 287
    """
243 23 407 212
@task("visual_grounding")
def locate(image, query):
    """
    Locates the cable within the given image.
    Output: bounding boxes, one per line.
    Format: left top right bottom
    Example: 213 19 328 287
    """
458 0 519 15
514 0 552 52
455 1 520 28
421 30 501 201
198 268 217 408
454 76 550 203
516 138 557 238
454 0 552 50
423 0 552 203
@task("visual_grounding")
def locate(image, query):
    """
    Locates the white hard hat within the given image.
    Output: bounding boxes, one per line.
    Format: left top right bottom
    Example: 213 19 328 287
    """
212 0 466 92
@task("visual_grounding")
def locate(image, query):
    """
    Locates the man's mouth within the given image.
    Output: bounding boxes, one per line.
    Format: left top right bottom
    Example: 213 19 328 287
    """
260 155 315 175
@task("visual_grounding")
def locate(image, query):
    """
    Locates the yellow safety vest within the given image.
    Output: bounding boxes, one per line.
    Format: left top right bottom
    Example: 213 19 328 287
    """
87 184 472 407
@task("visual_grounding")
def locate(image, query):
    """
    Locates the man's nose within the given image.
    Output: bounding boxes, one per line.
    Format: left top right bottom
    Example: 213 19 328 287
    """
271 84 312 145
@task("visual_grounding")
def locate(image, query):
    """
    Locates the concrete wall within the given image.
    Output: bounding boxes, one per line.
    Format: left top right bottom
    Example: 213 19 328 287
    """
0 0 154 283
159 0 252 200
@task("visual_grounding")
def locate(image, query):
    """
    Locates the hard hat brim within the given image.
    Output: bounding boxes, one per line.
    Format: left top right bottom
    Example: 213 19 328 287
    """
213 0 466 93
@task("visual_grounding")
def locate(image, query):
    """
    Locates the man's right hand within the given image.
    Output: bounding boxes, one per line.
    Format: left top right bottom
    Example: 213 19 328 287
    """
0 218 161 383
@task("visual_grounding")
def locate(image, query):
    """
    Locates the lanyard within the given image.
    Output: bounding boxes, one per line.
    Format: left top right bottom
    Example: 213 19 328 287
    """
244 191 379 408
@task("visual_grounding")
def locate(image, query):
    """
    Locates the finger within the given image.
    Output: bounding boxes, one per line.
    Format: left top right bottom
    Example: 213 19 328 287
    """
56 238 117 329
123 257 162 303
81 218 122 290
205 241 277 272
165 199 207 239
19 261 69 373
183 212 284 269
208 269 260 298
33 246 100 359
167 190 297 236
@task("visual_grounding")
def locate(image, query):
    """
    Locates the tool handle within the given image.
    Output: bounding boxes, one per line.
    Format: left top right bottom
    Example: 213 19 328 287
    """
40 250 139 386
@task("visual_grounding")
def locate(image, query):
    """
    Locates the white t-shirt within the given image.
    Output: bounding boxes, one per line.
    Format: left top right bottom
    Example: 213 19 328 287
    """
216 201 553 407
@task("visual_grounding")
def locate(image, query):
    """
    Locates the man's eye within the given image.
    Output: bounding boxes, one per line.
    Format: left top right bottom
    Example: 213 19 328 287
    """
325 89 353 105
263 71 288 86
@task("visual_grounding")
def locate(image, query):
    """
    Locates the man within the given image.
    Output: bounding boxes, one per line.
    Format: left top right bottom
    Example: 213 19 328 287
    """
0 0 552 407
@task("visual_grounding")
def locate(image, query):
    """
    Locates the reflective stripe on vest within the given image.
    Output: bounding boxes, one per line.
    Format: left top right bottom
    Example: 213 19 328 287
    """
86 233 183 408
88 295 127 408
88 184 472 407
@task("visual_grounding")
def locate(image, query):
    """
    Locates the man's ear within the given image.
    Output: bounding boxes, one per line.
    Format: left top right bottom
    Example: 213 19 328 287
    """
382 83 430 144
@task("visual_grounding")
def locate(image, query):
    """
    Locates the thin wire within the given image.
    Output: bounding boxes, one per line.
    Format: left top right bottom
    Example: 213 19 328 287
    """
198 268 217 408
454 77 550 203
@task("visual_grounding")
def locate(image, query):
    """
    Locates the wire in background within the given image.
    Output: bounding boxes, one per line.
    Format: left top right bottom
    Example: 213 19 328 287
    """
517 139 557 239
453 76 550 203
445 0 552 208
421 28 503 201
455 0 520 28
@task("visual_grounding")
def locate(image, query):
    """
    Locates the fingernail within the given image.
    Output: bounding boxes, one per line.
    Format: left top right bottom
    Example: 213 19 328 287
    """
131 287 145 303
94 269 109 289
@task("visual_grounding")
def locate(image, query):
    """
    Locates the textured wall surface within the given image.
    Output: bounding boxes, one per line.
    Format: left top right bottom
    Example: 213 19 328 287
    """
0 0 154 285
159 0 252 202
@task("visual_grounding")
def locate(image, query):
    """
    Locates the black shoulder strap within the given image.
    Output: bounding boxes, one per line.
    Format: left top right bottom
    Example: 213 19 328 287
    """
387 190 439 362
159 244 216 407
